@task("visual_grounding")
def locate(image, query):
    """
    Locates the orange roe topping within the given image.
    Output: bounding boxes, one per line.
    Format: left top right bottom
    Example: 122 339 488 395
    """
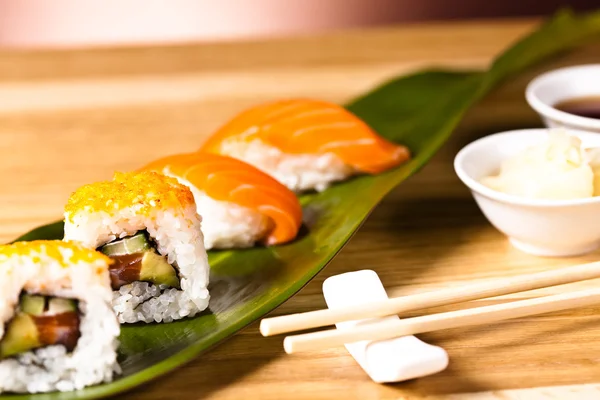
64 171 195 221
0 240 111 267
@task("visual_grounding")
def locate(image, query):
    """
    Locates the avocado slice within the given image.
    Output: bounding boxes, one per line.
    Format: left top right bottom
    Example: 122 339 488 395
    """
139 252 180 289
0 313 41 359
20 294 45 316
100 232 151 256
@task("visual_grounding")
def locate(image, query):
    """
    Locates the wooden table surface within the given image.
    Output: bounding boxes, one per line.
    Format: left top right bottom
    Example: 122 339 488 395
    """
2 17 600 399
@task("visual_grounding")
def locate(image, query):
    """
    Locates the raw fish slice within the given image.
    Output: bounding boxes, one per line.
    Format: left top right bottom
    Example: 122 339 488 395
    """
200 99 410 174
142 153 303 247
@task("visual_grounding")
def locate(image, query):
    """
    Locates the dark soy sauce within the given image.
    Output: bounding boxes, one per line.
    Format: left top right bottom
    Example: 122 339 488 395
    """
554 96 600 120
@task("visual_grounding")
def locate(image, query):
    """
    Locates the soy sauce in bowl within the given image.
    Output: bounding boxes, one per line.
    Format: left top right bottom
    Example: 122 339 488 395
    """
555 96 600 120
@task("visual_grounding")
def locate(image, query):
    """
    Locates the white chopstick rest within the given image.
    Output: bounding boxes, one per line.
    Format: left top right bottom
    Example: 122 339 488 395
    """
322 270 448 383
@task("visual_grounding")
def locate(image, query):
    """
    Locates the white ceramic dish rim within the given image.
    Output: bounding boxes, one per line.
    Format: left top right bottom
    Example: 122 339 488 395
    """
454 128 600 208
525 64 600 131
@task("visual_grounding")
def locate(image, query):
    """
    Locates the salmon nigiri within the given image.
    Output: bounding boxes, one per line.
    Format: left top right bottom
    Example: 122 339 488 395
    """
141 153 303 249
199 98 410 192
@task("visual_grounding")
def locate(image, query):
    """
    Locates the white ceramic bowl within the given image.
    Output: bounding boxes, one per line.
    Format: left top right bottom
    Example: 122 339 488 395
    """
454 129 600 257
526 64 600 133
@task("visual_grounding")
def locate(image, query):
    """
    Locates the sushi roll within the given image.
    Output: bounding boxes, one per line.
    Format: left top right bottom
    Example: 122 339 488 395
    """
63 171 210 324
0 241 119 394
199 98 411 192
142 153 303 249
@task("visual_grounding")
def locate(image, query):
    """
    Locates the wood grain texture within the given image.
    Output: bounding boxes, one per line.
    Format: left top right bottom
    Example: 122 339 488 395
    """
2 17 600 399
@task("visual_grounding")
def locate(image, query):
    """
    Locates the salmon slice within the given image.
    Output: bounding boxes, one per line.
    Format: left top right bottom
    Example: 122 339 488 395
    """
34 312 81 352
200 99 410 174
142 153 303 246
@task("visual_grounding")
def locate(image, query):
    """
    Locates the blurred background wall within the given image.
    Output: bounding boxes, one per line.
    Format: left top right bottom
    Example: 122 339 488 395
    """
0 0 598 49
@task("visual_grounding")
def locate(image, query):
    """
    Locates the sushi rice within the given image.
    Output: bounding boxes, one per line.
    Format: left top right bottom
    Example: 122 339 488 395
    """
219 139 354 192
0 241 119 394
64 171 210 324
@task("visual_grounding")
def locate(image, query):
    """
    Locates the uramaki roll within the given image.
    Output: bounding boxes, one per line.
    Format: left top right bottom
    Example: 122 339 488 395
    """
0 240 119 394
64 171 210 324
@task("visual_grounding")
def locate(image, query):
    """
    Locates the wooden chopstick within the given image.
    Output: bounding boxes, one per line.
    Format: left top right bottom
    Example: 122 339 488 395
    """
260 261 600 336
283 286 600 354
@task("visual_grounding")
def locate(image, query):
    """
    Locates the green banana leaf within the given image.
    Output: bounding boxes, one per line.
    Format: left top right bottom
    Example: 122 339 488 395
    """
6 9 600 400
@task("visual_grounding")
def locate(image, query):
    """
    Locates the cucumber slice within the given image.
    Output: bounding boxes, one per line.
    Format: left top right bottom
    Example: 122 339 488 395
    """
0 313 41 359
100 232 151 256
20 294 45 316
48 298 77 315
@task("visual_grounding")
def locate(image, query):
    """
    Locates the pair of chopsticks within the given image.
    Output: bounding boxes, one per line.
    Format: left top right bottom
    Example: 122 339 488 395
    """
260 261 600 354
